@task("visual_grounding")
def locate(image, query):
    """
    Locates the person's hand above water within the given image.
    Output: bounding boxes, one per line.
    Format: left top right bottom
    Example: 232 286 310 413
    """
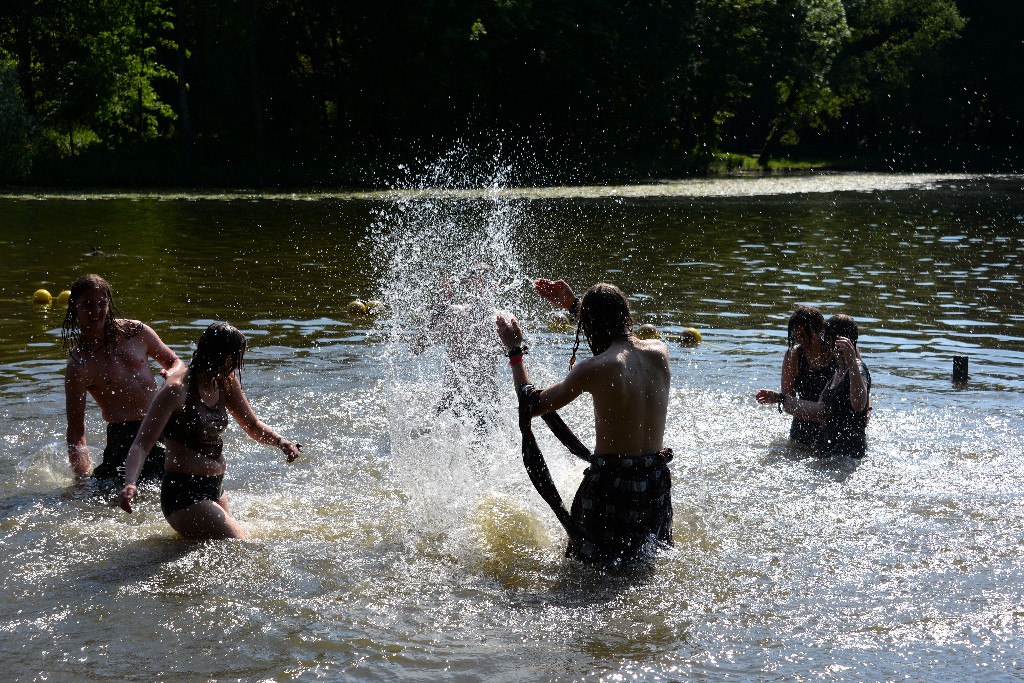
495 314 524 349
755 388 782 405
835 337 858 366
280 439 302 463
119 483 137 513
534 279 576 311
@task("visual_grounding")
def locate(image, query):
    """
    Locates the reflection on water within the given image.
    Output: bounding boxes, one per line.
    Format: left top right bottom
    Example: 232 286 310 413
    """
0 173 1023 681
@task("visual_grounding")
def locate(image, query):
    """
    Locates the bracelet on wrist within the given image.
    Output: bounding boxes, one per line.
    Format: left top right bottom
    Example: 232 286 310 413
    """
777 394 785 413
509 354 524 366
506 344 528 358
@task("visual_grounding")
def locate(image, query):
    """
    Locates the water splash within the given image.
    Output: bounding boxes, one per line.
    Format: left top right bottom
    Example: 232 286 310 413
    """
370 147 550 548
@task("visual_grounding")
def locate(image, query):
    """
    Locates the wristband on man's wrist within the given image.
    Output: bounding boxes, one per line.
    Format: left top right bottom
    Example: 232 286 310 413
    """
506 344 528 358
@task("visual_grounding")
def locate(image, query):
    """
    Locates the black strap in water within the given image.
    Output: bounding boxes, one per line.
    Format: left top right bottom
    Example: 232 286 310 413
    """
517 384 590 543
540 411 593 463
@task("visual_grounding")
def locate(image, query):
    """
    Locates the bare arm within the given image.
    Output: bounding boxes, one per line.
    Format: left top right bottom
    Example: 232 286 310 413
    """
496 313 588 416
531 366 590 415
64 362 90 477
780 346 799 396
139 324 183 377
119 380 183 512
837 338 869 413
223 375 301 462
782 394 828 422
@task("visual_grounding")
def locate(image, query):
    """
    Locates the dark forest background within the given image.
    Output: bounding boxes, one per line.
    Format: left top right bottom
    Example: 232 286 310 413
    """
0 0 1021 187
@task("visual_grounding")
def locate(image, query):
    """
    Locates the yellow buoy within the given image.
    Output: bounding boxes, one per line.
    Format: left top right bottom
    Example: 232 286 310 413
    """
364 299 383 314
56 290 71 307
347 299 368 316
636 323 660 340
679 327 702 347
32 289 52 305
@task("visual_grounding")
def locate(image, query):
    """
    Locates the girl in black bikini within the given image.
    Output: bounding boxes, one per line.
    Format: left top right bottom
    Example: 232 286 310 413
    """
119 323 300 540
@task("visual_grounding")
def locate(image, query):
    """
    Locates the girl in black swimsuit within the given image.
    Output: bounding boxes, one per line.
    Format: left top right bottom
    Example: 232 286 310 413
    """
118 322 301 540
757 306 834 445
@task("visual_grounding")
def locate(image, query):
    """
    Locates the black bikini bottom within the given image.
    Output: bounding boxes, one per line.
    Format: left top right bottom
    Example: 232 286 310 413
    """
160 472 224 518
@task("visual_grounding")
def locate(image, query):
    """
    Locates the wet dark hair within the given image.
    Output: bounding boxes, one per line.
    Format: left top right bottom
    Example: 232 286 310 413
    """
570 283 634 367
61 274 137 354
787 305 825 347
824 314 858 346
190 322 247 380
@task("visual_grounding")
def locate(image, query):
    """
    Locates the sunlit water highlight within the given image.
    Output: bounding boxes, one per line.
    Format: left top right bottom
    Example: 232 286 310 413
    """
0 171 1022 681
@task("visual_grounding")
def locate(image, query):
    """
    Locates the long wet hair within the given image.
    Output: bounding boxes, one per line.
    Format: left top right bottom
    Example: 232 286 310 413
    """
787 305 825 347
570 283 634 368
190 322 247 384
824 314 858 347
61 274 138 355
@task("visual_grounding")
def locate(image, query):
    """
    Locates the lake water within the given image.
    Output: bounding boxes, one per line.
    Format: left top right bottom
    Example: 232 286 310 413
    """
1 172 1022 681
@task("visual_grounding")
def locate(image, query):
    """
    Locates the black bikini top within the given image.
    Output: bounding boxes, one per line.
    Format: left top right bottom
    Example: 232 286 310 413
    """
163 374 229 458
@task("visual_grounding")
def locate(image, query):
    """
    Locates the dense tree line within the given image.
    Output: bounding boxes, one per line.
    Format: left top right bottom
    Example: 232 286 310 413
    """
0 0 1019 186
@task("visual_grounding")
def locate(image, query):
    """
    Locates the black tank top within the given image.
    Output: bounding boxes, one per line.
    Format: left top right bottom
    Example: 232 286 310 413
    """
794 346 833 400
818 360 872 457
163 374 229 459
789 346 835 446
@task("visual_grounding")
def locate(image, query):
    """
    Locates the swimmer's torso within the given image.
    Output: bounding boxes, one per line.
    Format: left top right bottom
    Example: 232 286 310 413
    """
438 304 502 387
163 374 229 476
69 326 160 423
590 337 671 457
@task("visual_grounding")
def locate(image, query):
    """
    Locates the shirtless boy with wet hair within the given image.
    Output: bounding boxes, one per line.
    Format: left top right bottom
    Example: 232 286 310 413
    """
62 274 183 484
496 278 673 564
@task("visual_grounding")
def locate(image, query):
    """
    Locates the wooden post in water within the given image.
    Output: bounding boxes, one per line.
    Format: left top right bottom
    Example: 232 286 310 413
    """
953 355 969 383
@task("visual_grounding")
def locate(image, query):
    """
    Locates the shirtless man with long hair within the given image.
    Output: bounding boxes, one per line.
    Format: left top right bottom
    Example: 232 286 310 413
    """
63 274 183 484
496 279 673 565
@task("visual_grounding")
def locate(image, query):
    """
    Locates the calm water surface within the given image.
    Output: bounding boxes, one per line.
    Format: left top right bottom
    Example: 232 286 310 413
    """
1 173 1022 681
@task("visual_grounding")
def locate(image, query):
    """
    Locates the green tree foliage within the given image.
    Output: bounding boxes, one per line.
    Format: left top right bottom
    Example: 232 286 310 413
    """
754 0 851 165
0 0 988 183
831 0 966 155
0 62 32 182
0 0 176 155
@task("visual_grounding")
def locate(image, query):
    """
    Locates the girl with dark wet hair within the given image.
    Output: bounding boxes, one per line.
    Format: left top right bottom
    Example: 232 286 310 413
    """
756 305 834 446
119 322 301 539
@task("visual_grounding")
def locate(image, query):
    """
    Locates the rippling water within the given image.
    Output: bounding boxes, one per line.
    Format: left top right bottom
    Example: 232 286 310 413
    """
1 172 1022 681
